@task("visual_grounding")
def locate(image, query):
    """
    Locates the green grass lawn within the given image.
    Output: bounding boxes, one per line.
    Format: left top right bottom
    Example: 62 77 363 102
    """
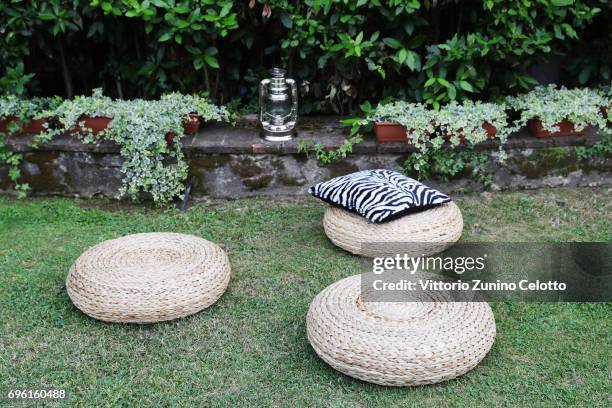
1 188 610 407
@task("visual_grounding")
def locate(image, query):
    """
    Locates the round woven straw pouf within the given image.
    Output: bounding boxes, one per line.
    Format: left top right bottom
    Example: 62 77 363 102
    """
323 202 463 258
307 274 496 386
67 232 231 323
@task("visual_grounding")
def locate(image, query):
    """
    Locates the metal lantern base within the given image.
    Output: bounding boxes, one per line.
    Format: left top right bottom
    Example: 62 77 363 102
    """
261 128 296 142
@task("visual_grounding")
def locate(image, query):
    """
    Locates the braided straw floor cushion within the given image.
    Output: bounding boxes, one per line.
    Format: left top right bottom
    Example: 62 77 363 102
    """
323 201 463 258
307 274 496 386
67 233 231 323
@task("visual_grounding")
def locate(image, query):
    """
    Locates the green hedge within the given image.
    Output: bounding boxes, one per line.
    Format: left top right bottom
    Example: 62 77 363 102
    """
1 0 610 113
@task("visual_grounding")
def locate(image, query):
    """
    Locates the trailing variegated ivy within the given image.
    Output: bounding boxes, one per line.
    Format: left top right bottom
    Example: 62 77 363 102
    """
2 85 610 200
369 101 437 150
437 100 510 146
0 95 62 196
24 90 230 204
506 85 610 133
0 96 62 123
364 99 510 175
356 86 610 181
160 93 232 123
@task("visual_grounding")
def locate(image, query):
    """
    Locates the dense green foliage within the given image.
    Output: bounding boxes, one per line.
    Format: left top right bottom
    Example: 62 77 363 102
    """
1 0 610 113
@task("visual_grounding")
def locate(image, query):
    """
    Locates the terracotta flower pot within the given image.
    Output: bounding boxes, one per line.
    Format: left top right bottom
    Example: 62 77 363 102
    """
0 116 47 134
71 115 112 135
527 118 584 138
183 113 201 135
374 122 409 143
482 121 497 138
165 132 175 145
445 122 498 143
22 118 48 134
0 116 17 133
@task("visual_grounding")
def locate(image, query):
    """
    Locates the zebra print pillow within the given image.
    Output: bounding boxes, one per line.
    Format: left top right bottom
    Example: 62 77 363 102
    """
309 169 451 223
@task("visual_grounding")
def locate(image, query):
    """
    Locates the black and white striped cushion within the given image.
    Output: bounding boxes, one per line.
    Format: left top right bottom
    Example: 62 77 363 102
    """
309 169 451 223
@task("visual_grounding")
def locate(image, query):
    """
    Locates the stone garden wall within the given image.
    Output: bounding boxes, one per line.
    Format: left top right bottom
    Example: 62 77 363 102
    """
1 117 610 199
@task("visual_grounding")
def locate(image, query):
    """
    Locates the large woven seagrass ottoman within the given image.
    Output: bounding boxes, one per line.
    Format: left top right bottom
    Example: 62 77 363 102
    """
307 274 496 386
323 201 463 258
66 232 231 323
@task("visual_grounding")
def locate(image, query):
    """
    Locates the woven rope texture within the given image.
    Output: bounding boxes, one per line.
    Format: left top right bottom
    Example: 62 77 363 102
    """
307 274 496 386
323 202 463 258
67 232 231 323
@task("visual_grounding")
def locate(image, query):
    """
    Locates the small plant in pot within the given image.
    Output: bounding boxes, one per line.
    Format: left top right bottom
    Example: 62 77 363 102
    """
598 86 612 120
0 96 62 135
160 93 231 137
368 101 435 144
183 112 200 135
506 85 609 138
44 88 115 136
105 96 230 204
367 100 443 174
0 95 23 133
437 100 509 146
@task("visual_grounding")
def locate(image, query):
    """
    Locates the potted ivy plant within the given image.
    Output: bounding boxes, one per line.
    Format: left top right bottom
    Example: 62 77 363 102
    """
3 91 232 203
598 86 611 120
44 95 230 203
161 93 200 137
506 85 609 138
23 97 63 134
183 113 200 135
0 95 21 133
369 101 435 143
101 98 190 202
160 93 231 137
44 88 115 136
0 96 61 135
438 100 509 146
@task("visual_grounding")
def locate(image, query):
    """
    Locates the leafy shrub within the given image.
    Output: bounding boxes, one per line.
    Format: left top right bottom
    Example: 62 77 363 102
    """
0 1 608 113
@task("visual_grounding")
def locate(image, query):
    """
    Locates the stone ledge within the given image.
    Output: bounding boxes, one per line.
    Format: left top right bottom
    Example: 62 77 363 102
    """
2 117 610 199
5 117 607 155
